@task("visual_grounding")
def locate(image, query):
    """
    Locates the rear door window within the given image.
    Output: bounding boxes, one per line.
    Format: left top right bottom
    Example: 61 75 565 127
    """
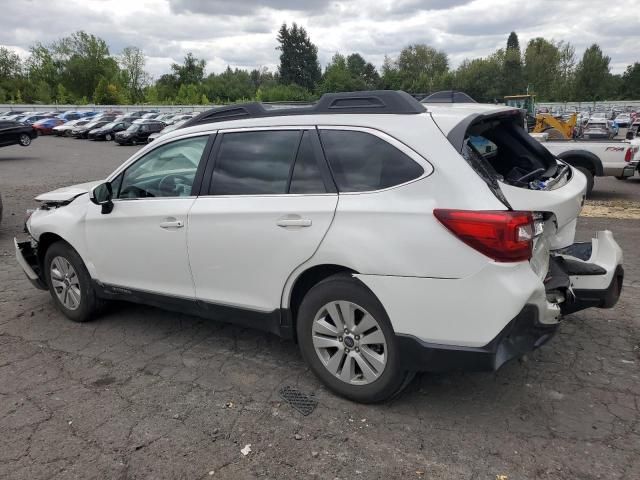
289 131 327 194
319 129 423 192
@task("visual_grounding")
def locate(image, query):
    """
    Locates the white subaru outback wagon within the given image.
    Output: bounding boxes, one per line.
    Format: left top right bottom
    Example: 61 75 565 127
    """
16 91 623 402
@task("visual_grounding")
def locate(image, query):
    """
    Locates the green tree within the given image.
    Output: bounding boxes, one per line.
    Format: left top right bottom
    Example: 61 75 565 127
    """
155 74 179 102
553 41 576 101
276 23 321 90
53 31 119 101
93 77 125 104
620 63 640 99
320 54 356 93
175 83 201 104
204 67 255 102
575 44 611 100
0 46 22 78
382 44 448 92
503 32 524 95
55 83 70 103
524 38 560 100
454 51 505 102
119 46 149 103
171 53 206 86
256 83 313 102
346 53 380 89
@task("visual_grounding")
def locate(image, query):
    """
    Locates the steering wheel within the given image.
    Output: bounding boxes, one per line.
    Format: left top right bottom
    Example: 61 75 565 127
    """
119 185 154 198
158 174 191 196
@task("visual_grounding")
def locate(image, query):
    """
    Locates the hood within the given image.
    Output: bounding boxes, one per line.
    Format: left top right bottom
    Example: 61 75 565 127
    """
35 180 103 203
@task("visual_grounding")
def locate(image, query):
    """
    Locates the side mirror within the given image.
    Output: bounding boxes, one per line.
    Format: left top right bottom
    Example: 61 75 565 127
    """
90 182 114 214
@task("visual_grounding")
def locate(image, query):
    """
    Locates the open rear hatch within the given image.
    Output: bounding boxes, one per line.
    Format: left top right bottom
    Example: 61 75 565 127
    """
437 109 624 316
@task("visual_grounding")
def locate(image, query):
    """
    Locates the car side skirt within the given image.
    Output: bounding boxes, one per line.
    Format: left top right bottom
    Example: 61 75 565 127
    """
93 281 293 338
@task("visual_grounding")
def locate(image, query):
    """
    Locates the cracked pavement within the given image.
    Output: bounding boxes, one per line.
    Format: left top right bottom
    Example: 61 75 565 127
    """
1 138 639 479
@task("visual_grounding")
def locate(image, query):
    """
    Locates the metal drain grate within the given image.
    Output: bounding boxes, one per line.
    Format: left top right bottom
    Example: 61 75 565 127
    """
279 386 318 416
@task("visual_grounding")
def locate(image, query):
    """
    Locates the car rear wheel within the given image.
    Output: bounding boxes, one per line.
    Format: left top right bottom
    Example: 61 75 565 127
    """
297 274 411 403
44 241 102 323
19 133 31 146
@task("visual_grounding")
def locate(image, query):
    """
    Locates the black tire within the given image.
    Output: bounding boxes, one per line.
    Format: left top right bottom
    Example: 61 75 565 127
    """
43 241 101 323
576 167 594 196
19 133 31 146
105 133 112 141
296 274 410 403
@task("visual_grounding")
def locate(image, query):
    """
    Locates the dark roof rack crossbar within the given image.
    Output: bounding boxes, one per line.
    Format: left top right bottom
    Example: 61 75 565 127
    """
181 90 426 128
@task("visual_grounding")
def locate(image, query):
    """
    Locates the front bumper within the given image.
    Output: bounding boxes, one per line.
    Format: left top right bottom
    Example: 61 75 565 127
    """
15 238 47 290
396 305 555 372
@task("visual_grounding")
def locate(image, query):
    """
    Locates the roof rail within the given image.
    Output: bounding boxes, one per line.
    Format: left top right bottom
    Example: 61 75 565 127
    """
180 90 426 128
421 91 477 103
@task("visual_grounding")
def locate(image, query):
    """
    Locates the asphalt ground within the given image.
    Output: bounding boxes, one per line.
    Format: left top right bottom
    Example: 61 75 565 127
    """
0 136 639 479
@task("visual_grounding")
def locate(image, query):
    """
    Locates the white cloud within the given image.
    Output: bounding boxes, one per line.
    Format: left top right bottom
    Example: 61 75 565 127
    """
1 0 638 77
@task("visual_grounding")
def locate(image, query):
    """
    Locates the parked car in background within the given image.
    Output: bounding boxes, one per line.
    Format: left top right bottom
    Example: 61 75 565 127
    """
155 113 177 123
583 119 616 139
56 111 82 121
114 120 165 144
53 119 90 136
614 113 631 128
166 113 197 125
16 113 55 125
87 120 132 141
147 119 188 143
33 118 66 135
72 119 114 139
0 120 37 147
0 110 26 119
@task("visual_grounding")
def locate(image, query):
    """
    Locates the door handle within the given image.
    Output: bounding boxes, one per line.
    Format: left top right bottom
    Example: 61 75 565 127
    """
159 218 184 229
277 216 312 228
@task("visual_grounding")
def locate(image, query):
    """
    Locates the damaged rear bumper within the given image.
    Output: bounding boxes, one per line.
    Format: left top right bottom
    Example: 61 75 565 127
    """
396 304 555 372
553 230 624 314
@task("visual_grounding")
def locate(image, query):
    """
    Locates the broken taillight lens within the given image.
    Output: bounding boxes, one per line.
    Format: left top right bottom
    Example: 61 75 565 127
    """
433 209 534 262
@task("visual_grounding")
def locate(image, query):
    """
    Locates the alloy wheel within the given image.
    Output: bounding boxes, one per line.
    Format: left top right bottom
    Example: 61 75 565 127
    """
19 134 31 146
50 256 81 311
312 301 387 385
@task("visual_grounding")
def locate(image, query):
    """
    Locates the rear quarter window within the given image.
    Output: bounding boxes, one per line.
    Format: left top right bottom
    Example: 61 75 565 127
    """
319 129 424 192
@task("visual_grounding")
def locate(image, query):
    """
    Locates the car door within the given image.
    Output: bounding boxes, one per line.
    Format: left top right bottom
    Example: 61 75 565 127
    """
188 127 338 314
0 121 14 146
84 134 213 298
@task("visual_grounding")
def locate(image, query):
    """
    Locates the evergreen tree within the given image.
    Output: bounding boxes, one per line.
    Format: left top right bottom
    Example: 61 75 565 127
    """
276 23 321 90
503 32 524 95
575 44 611 100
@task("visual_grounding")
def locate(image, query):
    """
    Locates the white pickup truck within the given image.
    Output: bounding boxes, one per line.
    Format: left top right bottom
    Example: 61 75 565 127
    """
531 133 640 195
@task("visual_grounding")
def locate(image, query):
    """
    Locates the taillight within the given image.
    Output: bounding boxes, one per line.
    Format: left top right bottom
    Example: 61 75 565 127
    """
625 147 637 162
433 209 534 262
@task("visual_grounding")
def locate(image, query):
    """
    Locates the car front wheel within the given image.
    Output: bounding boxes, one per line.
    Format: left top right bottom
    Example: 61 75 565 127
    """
105 133 112 141
19 133 31 146
297 274 411 403
44 241 101 322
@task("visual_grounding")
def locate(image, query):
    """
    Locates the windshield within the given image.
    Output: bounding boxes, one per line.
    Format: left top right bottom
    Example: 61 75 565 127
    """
126 124 141 132
102 122 116 129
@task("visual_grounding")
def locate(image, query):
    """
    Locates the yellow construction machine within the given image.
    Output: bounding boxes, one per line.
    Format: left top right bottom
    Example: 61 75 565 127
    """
504 94 577 139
